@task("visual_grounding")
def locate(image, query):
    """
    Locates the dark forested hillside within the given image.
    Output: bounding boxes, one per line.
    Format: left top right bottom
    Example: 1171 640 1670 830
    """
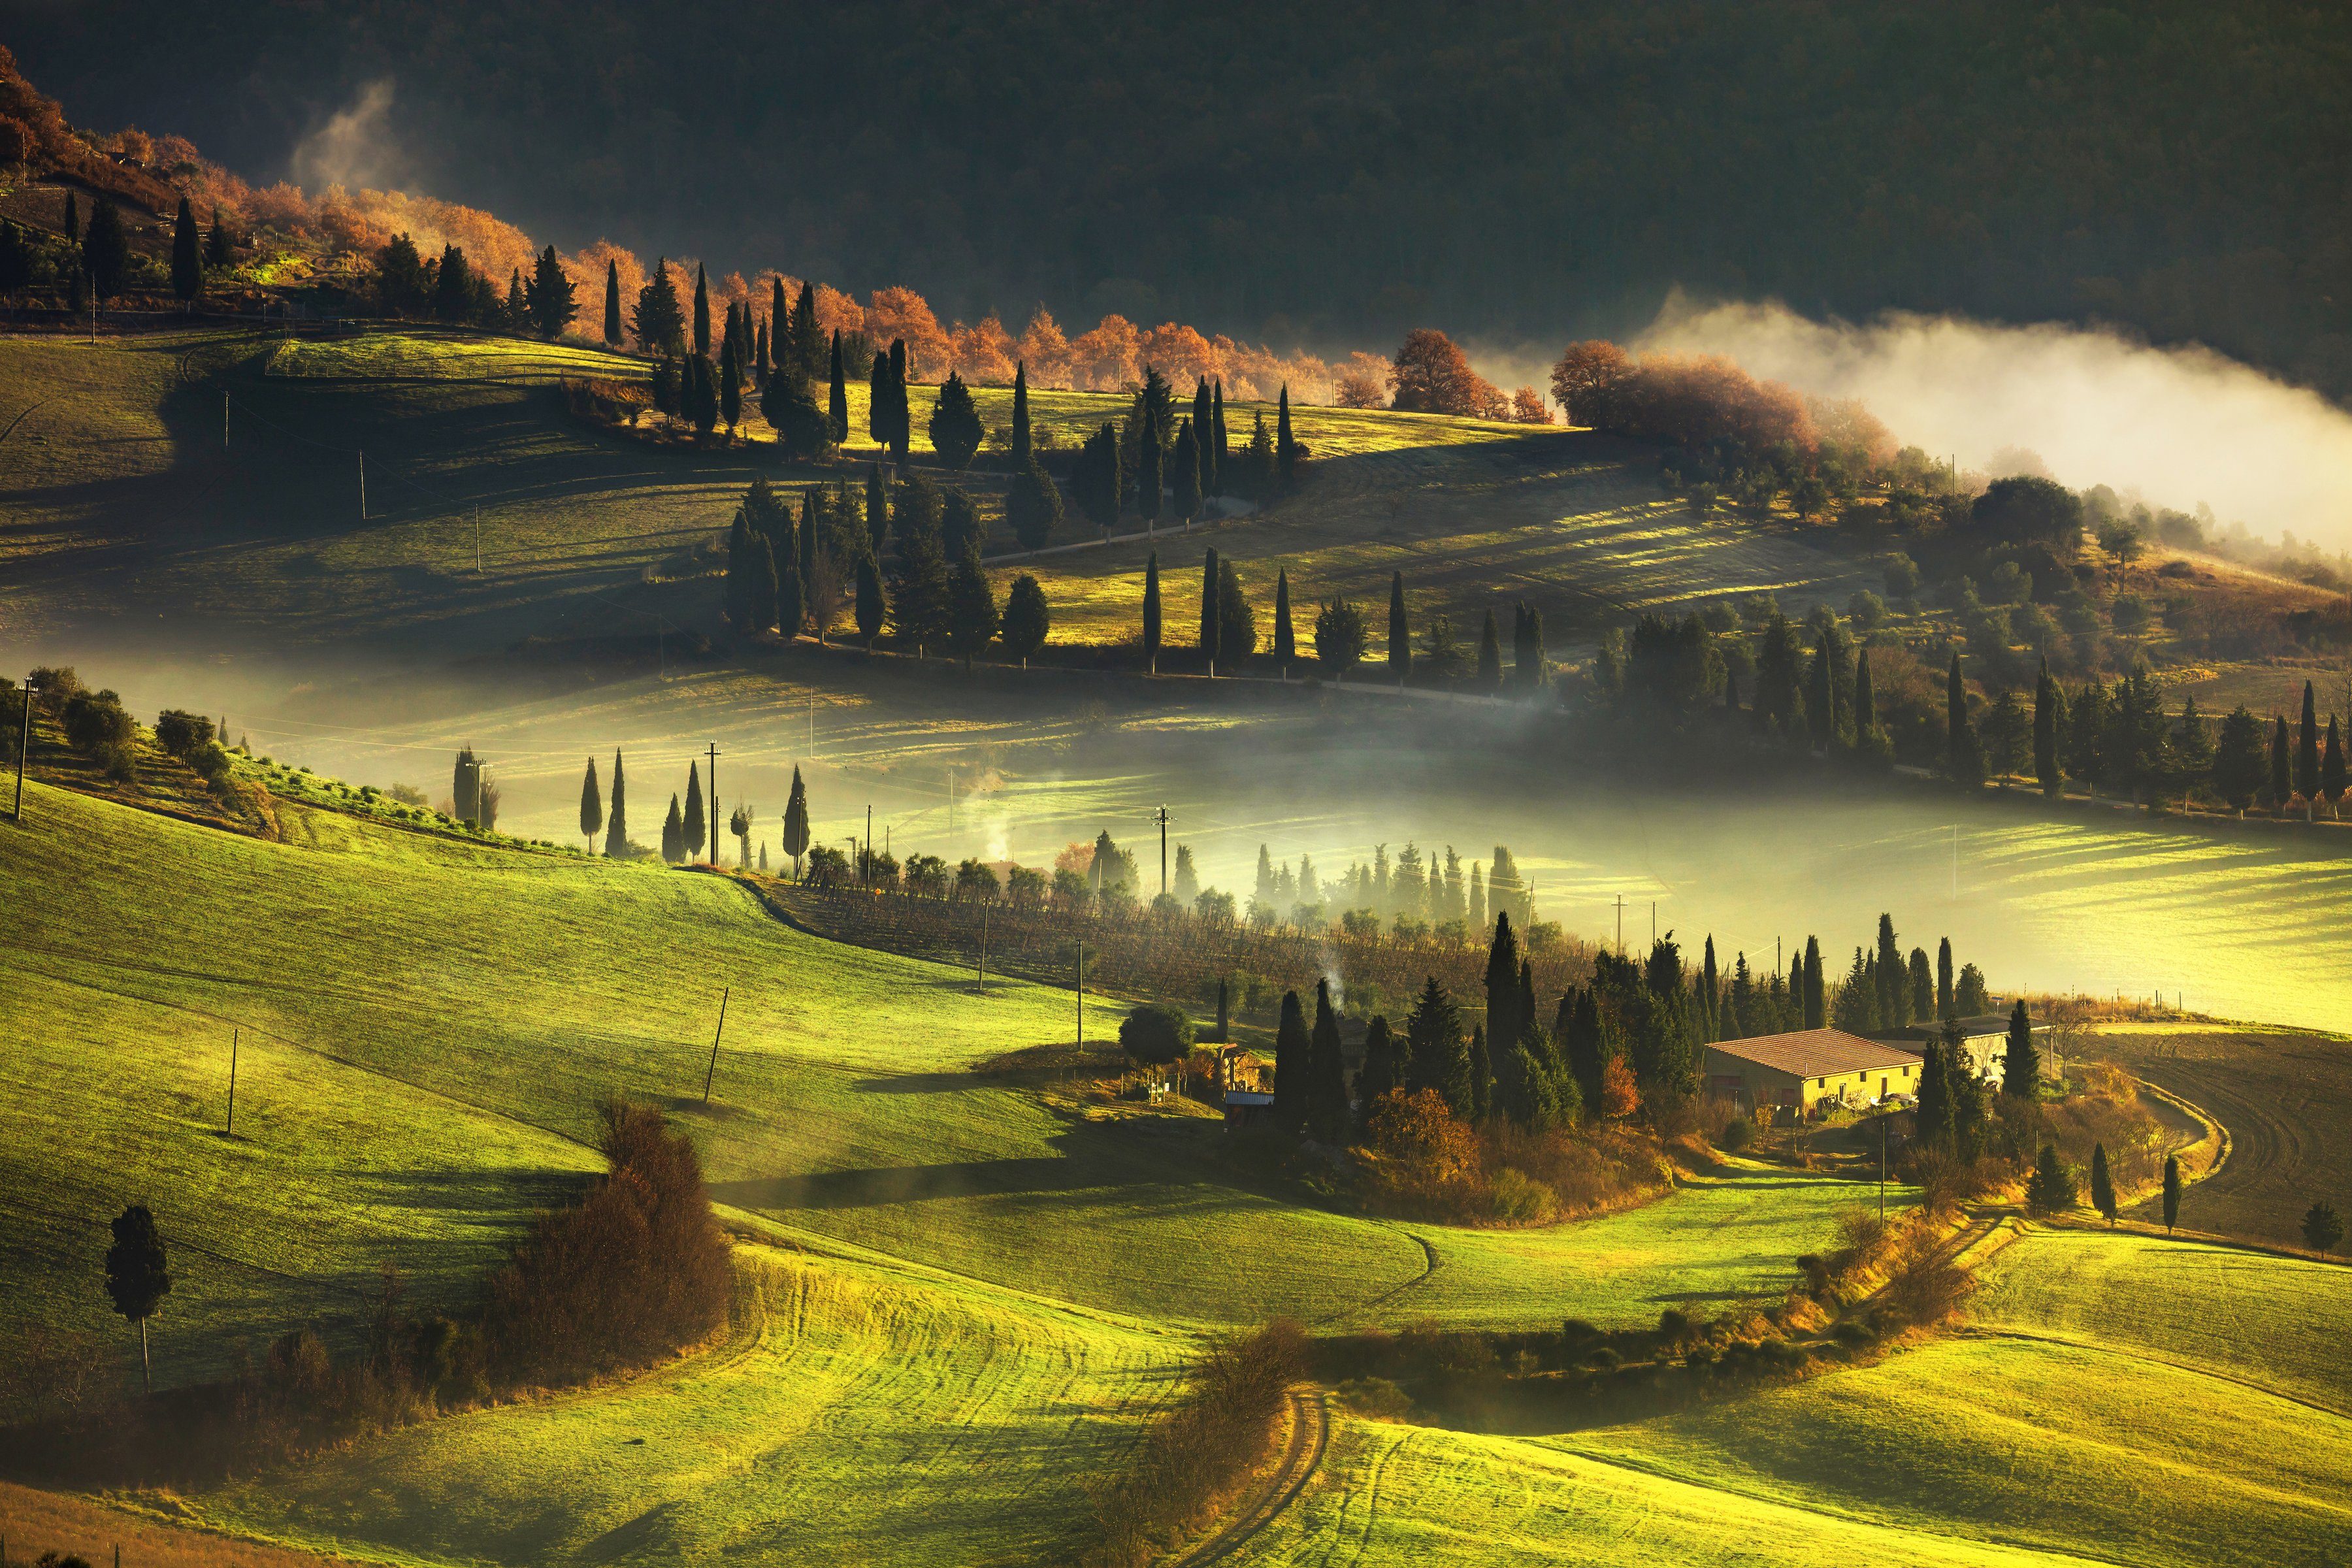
13 1 2351 393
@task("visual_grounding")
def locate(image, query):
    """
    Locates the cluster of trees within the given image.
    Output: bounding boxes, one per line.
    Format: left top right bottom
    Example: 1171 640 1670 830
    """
1071 368 1299 540
0 186 177 310
1337 329 1552 424
374 232 576 337
2017 668 2347 816
1235 840 1535 938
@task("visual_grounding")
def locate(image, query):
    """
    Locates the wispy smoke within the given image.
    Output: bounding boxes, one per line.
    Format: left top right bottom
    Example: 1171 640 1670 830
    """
291 79 404 191
1637 293 2352 546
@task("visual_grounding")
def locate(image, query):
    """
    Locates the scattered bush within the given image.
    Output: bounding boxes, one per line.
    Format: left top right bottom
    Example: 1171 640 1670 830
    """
60 689 133 753
1488 1167 1558 1225
1717 1117 1754 1152
1116 1002 1196 1065
153 710 214 758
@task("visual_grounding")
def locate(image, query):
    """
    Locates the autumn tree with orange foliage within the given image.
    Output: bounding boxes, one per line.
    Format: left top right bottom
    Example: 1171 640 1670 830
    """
1355 1088 1486 1218
1388 328 1505 417
1598 1055 1640 1119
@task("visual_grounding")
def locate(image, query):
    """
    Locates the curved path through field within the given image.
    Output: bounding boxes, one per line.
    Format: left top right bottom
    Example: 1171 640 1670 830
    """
1171 1389 1330 1567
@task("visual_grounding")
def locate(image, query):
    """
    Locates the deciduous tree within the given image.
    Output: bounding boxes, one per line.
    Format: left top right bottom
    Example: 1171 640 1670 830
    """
104 1203 172 1393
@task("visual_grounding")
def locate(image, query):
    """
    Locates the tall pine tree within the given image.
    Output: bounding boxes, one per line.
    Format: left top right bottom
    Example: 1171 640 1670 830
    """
684 762 706 861
602 259 623 344
692 264 711 358
1199 547 1222 675
1271 989 1311 1135
1273 568 1295 677
828 329 849 440
1388 571 1411 685
579 757 602 853
169 196 201 304
1011 361 1032 466
1142 551 1162 674
1307 980 1350 1142
605 751 629 857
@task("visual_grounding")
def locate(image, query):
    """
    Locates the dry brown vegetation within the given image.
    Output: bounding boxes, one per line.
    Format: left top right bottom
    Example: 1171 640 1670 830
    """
0 1480 357 1568
1087 1320 1309 1568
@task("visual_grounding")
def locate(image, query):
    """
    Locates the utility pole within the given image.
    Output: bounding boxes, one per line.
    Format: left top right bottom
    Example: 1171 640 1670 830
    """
1879 1111 1887 1219
474 507 483 573
1651 899 1657 949
946 767 953 839
702 987 729 1104
223 391 229 450
1614 893 1624 955
866 803 872 879
1076 941 1085 1049
11 674 35 822
705 742 722 864
226 1028 240 1136
1951 824 1958 900
359 449 367 521
1154 804 1171 896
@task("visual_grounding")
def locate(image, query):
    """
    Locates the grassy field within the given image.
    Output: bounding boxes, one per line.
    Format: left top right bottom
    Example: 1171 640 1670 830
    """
1241 1226 2352 1567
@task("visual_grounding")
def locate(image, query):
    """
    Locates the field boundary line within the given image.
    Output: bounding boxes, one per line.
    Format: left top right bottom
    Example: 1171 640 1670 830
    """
2126 1073 2230 1184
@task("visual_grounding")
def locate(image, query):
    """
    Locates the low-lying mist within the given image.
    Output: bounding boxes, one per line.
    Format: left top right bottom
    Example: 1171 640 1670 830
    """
1637 295 2352 547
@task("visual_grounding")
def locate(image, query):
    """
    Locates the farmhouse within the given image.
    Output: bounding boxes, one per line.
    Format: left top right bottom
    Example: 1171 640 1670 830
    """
1703 1028 1923 1115
1872 1013 2058 1082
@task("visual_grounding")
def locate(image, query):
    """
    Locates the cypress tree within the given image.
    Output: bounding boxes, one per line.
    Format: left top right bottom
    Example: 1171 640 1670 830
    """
1388 570 1411 685
1011 361 1032 467
603 259 623 344
856 555 884 644
1275 384 1298 487
887 506 952 655
1876 913 1905 1026
205 206 233 267
1937 938 1955 1019
776 537 805 638
1403 975 1463 1103
1139 412 1164 527
1210 379 1228 492
719 335 743 433
1808 634 1836 750
1191 376 1213 490
782 764 811 877
1273 568 1295 677
1356 1015 1400 1113
83 199 129 300
1217 557 1252 666
1172 417 1201 524
684 763 706 860
2297 679 2321 804
2034 657 2061 794
580 758 602 852
1200 547 1222 675
792 280 825 386
1518 604 1546 692
2323 716 2347 815
798 489 819 597
1948 653 1985 783
1308 979 1350 1142
2089 1143 2116 1226
170 195 201 303
828 329 849 440
692 264 711 357
1142 551 1162 674
1007 457 1062 551
754 318 770 387
605 751 629 857
1802 936 1824 1029
63 192 78 244
2270 713 2292 809
1853 645 1876 735
1271 989 1311 1134
1477 609 1502 689
2025 1144 2076 1215
1484 912 1522 1111
1467 1026 1492 1122
2162 1154 2181 1233
2002 999 2038 1098
662 794 683 863
888 338 911 463
1916 1038 1950 1146
1908 948 1933 1022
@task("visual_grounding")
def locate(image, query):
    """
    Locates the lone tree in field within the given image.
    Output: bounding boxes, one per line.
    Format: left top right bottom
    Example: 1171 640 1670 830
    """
1199 547 1222 675
683 763 706 862
105 1203 172 1392
580 758 602 853
1141 551 1163 674
2025 1144 2076 1216
1477 609 1502 688
2303 1201 2345 1254
2162 1154 2182 1233
170 195 202 304
2002 1000 2038 1098
1272 568 1296 678
1388 571 1411 685
1001 574 1050 668
782 766 811 877
602 258 623 345
2089 1143 2117 1226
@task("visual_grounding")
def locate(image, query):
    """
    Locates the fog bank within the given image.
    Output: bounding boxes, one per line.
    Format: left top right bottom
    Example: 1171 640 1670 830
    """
1639 296 2352 545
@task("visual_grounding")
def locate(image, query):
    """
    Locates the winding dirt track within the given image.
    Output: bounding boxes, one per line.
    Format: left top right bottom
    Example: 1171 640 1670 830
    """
1170 1388 1330 1566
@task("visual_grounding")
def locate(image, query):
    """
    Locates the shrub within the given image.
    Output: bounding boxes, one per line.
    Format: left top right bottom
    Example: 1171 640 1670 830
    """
61 689 133 753
154 709 215 758
1718 1117 1754 1152
482 1098 730 1384
1355 1088 1486 1220
1488 1167 1558 1226
1831 1318 1877 1348
1117 1002 1196 1065
1335 1375 1414 1421
2024 1143 2077 1216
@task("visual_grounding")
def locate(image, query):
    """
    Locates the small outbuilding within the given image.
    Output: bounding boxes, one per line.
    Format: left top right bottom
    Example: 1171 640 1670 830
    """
1703 1028 1923 1116
1222 1089 1275 1129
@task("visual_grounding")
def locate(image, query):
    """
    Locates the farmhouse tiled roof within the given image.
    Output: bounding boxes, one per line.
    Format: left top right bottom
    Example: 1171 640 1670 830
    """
1708 1028 1923 1079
